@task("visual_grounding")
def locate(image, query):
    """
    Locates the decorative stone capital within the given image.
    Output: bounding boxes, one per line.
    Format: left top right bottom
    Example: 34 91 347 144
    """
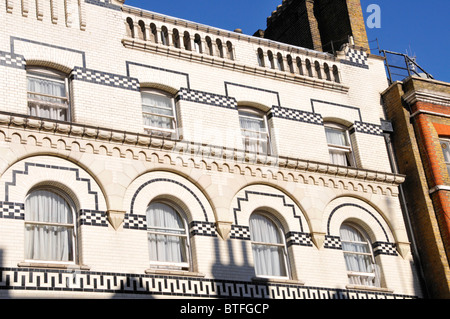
311 232 326 250
215 221 233 240
396 242 411 259
107 210 126 230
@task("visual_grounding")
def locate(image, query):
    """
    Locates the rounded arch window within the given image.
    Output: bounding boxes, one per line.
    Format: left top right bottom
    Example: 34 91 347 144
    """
340 223 380 287
24 188 76 263
249 212 288 278
146 201 189 269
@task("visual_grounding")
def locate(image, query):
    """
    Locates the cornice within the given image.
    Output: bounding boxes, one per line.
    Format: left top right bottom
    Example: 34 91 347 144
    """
0 112 405 195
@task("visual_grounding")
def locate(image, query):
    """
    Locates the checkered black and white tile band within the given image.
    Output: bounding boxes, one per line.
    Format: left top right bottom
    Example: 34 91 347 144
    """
0 201 24 219
269 105 323 126
347 48 368 66
79 209 108 227
177 88 237 109
71 67 140 91
0 51 25 69
354 121 383 136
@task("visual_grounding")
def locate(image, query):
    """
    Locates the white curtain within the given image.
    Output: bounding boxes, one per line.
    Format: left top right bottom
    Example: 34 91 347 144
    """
25 190 74 262
250 214 286 277
440 141 450 176
147 203 187 264
27 76 67 121
239 112 268 153
340 225 378 286
142 93 174 130
326 127 350 165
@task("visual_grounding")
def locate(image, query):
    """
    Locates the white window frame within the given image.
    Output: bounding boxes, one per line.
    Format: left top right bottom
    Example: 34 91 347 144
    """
146 201 191 271
238 107 272 155
249 212 290 280
26 68 70 121
440 138 450 176
24 187 77 266
340 223 381 288
325 122 356 167
141 89 178 138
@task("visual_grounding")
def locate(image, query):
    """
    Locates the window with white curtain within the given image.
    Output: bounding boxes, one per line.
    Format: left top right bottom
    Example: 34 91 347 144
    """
146 202 189 270
24 189 76 263
27 68 70 121
141 89 177 137
249 213 288 278
238 108 271 154
440 139 450 176
325 123 355 167
340 224 381 287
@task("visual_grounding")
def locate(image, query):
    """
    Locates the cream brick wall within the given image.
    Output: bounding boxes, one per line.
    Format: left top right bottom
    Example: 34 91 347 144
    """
0 0 423 299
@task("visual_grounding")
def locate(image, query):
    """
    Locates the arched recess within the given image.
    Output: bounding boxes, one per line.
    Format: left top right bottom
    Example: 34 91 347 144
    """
123 170 216 234
229 184 311 245
0 155 108 225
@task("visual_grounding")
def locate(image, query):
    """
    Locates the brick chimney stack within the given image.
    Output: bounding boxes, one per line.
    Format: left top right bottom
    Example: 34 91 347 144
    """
263 0 370 54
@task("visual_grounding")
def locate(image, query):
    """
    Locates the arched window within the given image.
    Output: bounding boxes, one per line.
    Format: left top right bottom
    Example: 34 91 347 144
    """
150 23 158 43
333 65 340 83
137 20 146 40
160 26 169 46
305 59 313 77
238 107 271 154
287 55 294 73
257 48 265 67
267 51 275 69
172 29 181 48
206 37 214 56
250 213 288 278
315 61 322 79
296 57 304 75
340 224 380 287
325 122 355 167
146 202 189 270
194 34 202 53
24 188 76 263
440 138 450 176
141 89 177 137
226 41 234 60
126 17 134 38
324 63 332 81
183 31 191 51
276 53 284 71
216 39 224 58
27 67 70 121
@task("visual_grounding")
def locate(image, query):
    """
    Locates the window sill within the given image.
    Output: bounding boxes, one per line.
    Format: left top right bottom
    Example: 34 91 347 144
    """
145 268 205 278
252 277 305 286
18 261 91 271
346 284 393 293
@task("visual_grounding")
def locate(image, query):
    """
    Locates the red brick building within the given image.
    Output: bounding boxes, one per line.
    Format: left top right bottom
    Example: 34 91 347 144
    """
383 76 450 298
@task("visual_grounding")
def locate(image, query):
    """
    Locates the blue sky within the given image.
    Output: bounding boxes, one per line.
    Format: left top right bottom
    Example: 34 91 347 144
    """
125 0 450 82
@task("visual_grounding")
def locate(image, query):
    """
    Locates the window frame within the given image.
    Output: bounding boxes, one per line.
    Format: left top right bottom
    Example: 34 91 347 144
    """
440 138 450 177
26 67 71 122
238 107 272 155
146 201 191 271
340 223 380 288
141 89 178 138
24 187 77 265
249 212 290 280
324 122 356 167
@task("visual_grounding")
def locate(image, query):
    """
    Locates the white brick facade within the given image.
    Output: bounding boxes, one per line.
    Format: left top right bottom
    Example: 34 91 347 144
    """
0 0 423 299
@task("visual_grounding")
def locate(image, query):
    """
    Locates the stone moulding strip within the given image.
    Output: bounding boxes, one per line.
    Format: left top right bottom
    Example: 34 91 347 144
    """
0 112 406 193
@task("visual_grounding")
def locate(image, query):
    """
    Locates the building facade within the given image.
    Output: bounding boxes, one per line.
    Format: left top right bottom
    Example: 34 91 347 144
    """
0 0 423 298
383 76 450 298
